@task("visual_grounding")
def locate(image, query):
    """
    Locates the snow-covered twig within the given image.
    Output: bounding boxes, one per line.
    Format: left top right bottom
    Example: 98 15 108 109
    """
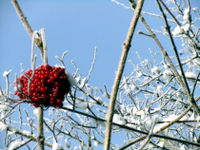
86 46 97 85
159 0 200 50
156 0 200 114
3 70 12 97
55 51 68 67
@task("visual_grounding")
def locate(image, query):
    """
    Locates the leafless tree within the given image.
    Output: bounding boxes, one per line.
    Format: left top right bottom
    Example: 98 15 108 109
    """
1 0 200 149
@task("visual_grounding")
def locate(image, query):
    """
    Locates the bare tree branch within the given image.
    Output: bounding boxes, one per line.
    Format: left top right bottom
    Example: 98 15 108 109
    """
104 0 145 149
156 0 200 114
12 0 44 56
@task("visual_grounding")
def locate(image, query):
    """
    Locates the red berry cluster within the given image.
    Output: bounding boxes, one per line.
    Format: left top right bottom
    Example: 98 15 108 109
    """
15 64 71 108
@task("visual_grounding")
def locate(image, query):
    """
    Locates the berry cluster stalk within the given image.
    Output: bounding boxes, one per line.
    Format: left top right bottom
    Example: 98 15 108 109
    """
37 29 47 150
37 107 44 150
12 0 46 149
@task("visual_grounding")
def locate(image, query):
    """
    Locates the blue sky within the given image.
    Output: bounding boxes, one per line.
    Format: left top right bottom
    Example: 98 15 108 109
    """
0 0 167 90
1 0 200 90
0 0 130 89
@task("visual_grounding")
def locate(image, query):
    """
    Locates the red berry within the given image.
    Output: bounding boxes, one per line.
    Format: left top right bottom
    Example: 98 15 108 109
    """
14 64 71 108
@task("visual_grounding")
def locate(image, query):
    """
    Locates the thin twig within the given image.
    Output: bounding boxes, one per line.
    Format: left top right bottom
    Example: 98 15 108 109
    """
156 0 200 114
138 136 151 150
11 0 33 37
37 107 44 150
86 47 97 83
61 105 200 148
3 70 11 97
12 0 44 55
40 28 48 65
15 139 32 149
138 119 156 150
121 0 200 148
104 1 145 149
119 96 200 149
0 120 52 148
159 0 200 50
192 72 200 97
119 136 146 150
37 28 47 150
81 46 97 88
119 106 190 149
43 120 58 142
135 0 200 115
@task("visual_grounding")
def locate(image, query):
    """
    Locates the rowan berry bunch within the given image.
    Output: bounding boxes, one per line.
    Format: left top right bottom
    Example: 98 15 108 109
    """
15 64 71 108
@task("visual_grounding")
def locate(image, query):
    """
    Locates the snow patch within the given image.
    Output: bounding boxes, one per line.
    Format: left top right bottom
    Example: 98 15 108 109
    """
3 70 12 77
0 122 7 131
183 7 190 24
33 108 39 116
8 140 23 150
172 26 182 36
185 71 196 78
52 139 64 150
80 77 87 88
181 23 190 32
151 66 161 74
94 140 99 146
163 69 172 81
113 114 125 125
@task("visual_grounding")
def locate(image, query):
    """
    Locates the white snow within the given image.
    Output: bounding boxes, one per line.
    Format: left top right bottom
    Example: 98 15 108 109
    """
8 140 23 150
80 77 87 88
153 114 179 133
163 114 178 121
185 71 196 78
65 104 73 109
183 7 190 24
176 7 191 33
156 85 163 94
33 108 39 116
151 66 161 74
75 76 81 83
134 109 145 116
180 145 187 150
153 122 168 133
3 70 12 77
0 122 7 131
52 139 64 150
124 84 131 94
75 99 88 109
172 25 182 36
130 84 137 90
136 71 143 78
181 23 190 32
113 114 125 125
157 141 164 147
163 69 172 81
94 140 99 146
78 102 88 109
52 142 63 150
0 103 9 112
23 130 32 137
192 7 198 12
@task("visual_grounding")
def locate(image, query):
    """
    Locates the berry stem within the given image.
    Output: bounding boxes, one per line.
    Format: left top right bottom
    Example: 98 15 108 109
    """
40 29 48 65
37 29 48 150
37 107 44 150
